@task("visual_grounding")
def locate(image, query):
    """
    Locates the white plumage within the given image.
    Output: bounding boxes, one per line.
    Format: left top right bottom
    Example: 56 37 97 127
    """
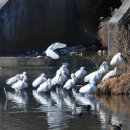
51 70 67 87
45 42 67 59
6 74 20 85
11 78 28 92
84 69 103 84
63 73 77 90
32 73 48 88
110 52 126 66
37 78 52 93
56 63 69 76
74 66 87 79
20 72 28 81
79 82 97 94
99 61 109 73
102 67 117 81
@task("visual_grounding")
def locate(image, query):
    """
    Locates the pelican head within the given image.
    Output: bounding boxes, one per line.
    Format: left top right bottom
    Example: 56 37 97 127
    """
41 73 46 77
62 62 69 68
117 52 122 55
80 66 85 70
71 73 77 80
23 72 27 75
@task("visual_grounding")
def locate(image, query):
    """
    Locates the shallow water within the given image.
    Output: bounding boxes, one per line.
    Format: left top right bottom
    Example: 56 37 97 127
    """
0 54 129 130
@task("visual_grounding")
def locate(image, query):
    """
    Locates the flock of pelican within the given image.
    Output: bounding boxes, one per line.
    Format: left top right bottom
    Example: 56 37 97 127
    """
5 43 127 95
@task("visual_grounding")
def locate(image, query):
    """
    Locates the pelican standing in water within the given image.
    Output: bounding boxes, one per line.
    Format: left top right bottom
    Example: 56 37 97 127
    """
79 81 97 94
45 42 67 59
20 72 28 81
11 77 28 92
74 66 87 80
32 73 48 88
56 62 69 76
51 70 67 87
63 73 77 90
37 78 52 93
6 74 20 85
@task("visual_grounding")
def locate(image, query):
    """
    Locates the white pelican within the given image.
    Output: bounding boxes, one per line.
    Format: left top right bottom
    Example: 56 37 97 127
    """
79 81 97 94
20 72 28 81
37 78 52 93
45 42 67 59
99 61 109 73
63 73 77 90
56 62 69 76
110 52 127 66
84 69 103 84
32 73 48 88
11 77 28 92
6 74 20 85
102 67 117 81
51 70 67 87
74 66 87 79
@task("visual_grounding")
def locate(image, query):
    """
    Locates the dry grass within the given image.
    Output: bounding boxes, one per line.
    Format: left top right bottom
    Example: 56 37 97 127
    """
98 73 130 95
98 18 110 48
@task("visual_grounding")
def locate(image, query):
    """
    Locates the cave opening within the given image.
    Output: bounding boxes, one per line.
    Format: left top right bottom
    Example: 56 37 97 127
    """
0 0 123 54
76 0 122 50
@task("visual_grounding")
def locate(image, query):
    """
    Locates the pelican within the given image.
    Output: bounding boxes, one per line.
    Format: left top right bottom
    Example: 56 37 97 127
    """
45 42 67 59
56 62 69 76
63 73 77 90
79 81 97 94
110 52 128 66
102 67 118 81
20 72 28 81
74 66 87 79
51 70 67 87
37 78 52 93
32 73 48 88
99 61 109 73
6 74 20 85
84 69 103 84
11 77 28 92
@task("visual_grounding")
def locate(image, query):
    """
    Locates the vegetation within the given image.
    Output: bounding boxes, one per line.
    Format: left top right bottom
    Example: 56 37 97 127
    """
98 73 130 95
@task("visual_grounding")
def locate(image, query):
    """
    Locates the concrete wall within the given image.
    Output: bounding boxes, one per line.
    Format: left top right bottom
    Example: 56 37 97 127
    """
108 0 130 55
0 57 46 68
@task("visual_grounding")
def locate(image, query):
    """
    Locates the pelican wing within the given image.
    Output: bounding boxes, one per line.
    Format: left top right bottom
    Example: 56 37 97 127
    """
47 42 67 51
46 50 59 59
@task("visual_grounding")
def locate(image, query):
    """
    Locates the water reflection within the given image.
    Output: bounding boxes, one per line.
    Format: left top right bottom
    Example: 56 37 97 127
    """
97 95 130 130
5 91 28 111
32 89 69 130
32 90 52 108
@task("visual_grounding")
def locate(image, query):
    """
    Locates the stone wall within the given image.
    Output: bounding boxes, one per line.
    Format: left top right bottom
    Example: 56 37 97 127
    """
108 0 130 55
